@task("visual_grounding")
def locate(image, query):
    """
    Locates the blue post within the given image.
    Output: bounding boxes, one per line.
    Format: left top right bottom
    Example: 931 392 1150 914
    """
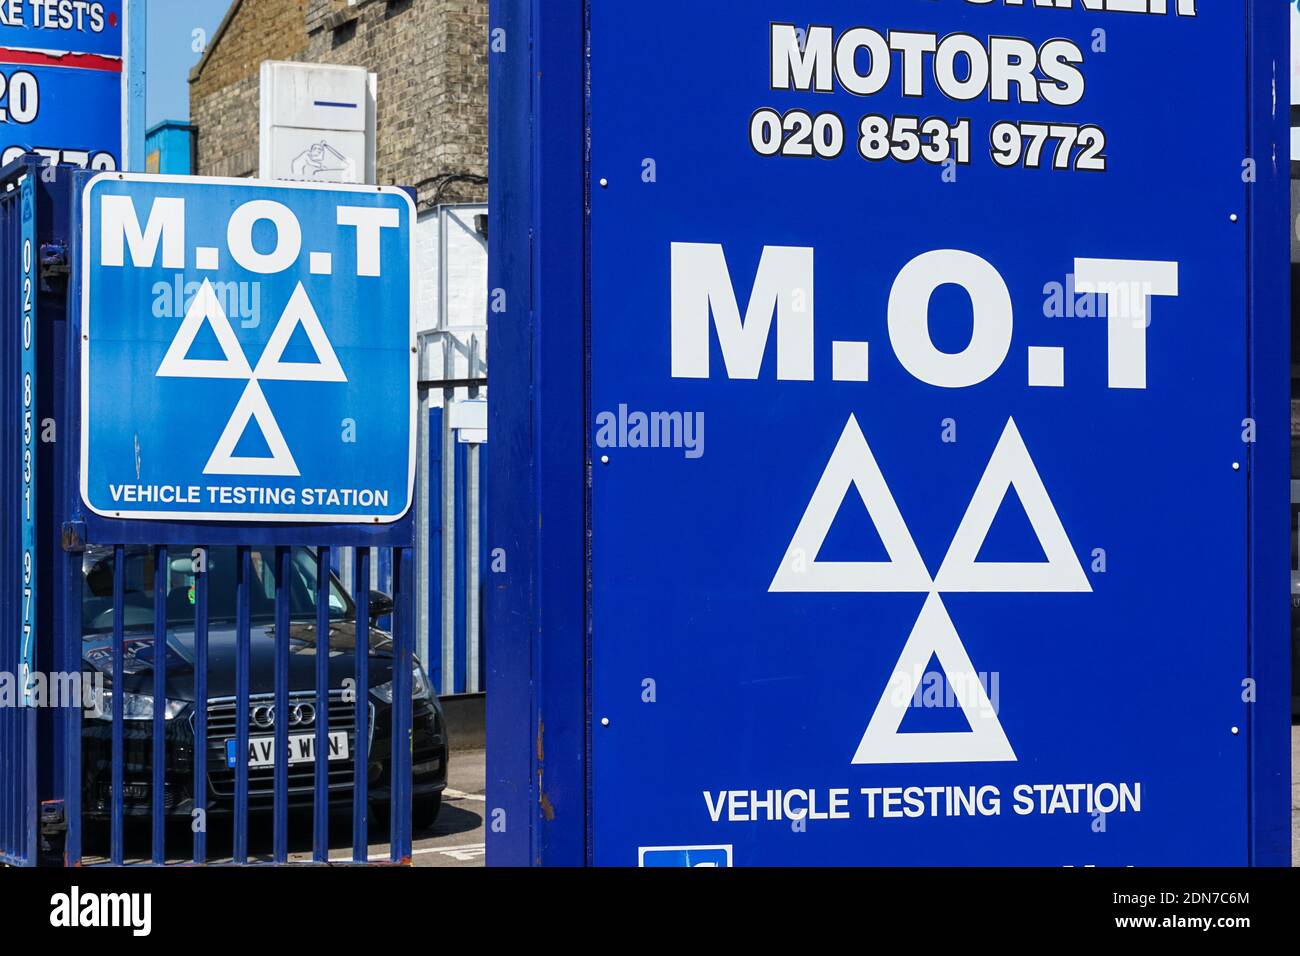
125 0 148 172
352 549 371 862
110 546 125 865
151 545 167 863
272 546 291 863
192 554 208 864
233 546 251 864
390 548 413 862
313 547 331 863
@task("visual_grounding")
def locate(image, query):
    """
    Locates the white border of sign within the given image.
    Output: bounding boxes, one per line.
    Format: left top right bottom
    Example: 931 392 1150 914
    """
79 172 419 524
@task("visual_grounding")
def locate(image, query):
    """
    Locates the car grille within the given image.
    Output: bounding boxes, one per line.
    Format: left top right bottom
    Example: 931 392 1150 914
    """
196 691 374 799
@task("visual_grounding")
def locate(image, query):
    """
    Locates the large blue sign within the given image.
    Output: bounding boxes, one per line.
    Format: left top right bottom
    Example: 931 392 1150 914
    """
588 1 1264 865
81 174 416 523
0 0 122 170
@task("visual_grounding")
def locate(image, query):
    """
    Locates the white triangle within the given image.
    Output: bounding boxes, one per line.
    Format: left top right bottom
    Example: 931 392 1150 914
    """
253 282 347 383
203 379 300 477
852 594 1015 765
156 279 252 380
934 418 1092 594
770 415 932 593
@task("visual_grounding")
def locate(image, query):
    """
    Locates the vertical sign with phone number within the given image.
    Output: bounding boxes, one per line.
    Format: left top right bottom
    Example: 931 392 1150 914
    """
0 0 123 171
590 0 1270 865
20 172 35 703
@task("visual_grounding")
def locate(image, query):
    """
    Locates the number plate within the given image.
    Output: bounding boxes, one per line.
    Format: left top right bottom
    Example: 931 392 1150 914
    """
225 731 349 769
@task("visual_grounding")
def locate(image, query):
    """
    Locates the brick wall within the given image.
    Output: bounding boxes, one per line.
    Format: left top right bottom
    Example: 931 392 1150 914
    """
190 0 309 179
190 0 488 209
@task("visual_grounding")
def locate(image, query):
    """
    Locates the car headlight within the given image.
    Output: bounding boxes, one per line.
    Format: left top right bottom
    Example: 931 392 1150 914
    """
87 690 187 721
371 664 431 703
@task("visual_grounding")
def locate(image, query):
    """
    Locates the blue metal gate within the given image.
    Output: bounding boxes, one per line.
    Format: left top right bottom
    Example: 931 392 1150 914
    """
1 158 425 866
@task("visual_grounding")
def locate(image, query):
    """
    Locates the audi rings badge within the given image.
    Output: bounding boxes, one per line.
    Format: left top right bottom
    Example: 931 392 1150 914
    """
249 702 316 729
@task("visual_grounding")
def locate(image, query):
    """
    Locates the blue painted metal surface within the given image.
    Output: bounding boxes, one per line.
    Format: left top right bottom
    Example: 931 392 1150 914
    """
1245 3 1293 868
487 0 589 867
0 0 123 171
489 1 1291 866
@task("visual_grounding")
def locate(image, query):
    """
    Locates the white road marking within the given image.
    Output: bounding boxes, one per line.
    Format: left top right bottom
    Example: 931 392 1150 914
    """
443 788 486 802
414 842 486 861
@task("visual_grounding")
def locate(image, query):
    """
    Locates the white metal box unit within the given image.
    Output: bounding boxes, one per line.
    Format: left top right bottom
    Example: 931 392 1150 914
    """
259 60 376 184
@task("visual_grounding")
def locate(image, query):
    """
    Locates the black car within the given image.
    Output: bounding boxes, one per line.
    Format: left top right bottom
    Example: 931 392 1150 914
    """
79 545 447 830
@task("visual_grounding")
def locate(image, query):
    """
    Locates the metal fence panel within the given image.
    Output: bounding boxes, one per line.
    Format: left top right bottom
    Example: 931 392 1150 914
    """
1 165 424 866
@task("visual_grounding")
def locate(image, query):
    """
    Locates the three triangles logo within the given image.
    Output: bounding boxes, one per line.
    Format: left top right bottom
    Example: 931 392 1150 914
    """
770 415 1091 765
156 279 347 477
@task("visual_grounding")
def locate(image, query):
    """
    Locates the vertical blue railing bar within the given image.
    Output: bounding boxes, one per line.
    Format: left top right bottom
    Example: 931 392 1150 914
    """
390 547 413 862
110 544 125 865
151 545 167 864
65 545 82 865
428 407 443 695
453 442 467 694
233 546 251 863
352 549 370 862
192 553 208 864
313 546 331 862
273 546 290 863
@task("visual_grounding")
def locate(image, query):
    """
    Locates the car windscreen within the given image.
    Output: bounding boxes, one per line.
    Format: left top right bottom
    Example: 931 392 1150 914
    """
82 546 354 634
